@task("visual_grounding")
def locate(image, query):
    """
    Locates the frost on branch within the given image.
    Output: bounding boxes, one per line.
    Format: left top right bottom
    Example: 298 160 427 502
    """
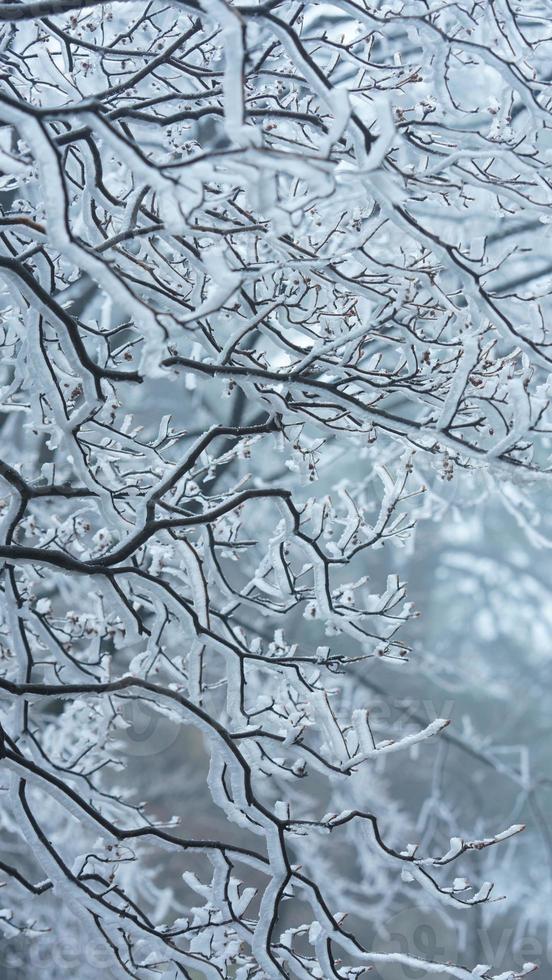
0 0 549 977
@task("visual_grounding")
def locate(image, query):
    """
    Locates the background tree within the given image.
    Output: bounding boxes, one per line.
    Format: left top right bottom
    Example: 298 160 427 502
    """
0 0 550 977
